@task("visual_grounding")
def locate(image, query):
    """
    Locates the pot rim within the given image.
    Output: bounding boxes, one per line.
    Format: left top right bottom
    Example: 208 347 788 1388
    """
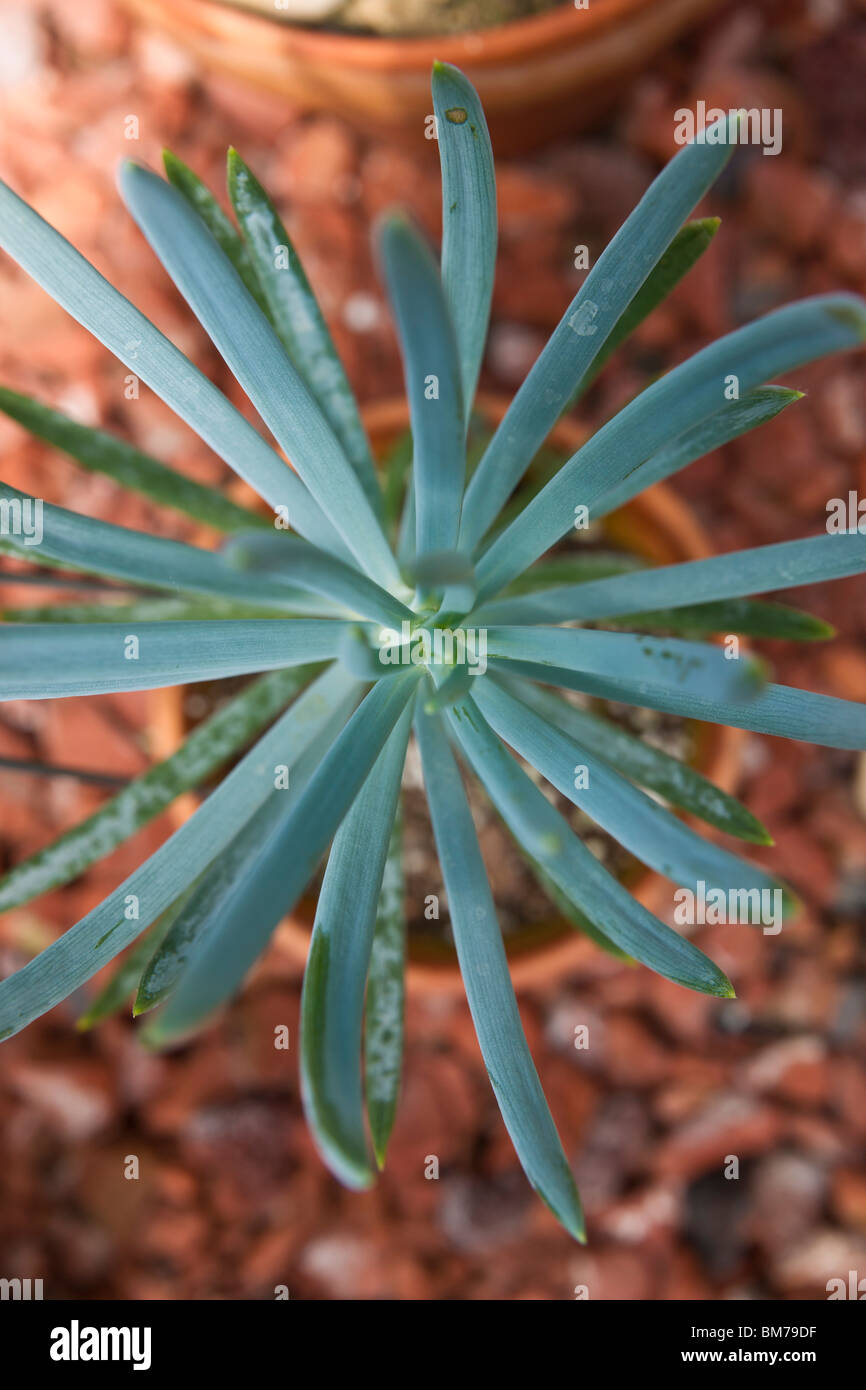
120 0 722 154
131 0 679 62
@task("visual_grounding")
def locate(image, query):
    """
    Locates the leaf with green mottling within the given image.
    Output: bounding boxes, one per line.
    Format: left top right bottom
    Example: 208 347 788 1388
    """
0 169 341 552
605 600 834 642
505 676 770 844
77 890 196 1029
0 664 361 1042
443 692 735 995
365 810 406 1168
300 709 411 1187
0 666 319 912
163 149 268 311
228 148 381 515
120 161 395 582
148 673 421 1042
136 713 345 1020
473 676 784 910
0 385 266 533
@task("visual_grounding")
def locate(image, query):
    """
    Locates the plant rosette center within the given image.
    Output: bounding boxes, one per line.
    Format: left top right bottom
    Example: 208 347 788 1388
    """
376 618 487 677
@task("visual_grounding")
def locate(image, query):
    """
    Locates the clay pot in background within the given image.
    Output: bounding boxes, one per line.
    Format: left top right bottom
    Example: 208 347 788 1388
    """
120 0 723 155
149 393 744 995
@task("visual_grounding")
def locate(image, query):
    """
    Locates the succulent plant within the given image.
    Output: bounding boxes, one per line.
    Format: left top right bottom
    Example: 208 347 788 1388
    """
1 63 865 1241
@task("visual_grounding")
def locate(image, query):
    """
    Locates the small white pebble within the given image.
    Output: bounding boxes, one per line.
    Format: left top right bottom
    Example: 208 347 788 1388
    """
342 292 381 333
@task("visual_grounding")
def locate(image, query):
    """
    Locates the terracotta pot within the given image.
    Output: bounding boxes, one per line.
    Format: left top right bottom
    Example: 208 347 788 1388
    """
120 0 722 155
149 392 744 995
